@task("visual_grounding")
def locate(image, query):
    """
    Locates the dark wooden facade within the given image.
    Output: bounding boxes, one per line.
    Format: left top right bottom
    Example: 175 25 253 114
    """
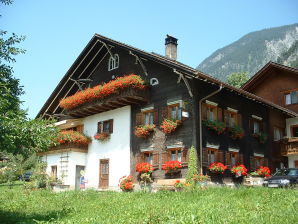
37 35 297 181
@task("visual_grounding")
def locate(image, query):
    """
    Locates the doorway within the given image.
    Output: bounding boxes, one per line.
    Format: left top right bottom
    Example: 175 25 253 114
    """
75 165 85 190
99 159 109 188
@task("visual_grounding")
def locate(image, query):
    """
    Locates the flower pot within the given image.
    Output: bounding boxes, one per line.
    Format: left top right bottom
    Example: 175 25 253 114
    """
165 170 181 179
232 175 244 187
210 172 224 184
140 183 152 192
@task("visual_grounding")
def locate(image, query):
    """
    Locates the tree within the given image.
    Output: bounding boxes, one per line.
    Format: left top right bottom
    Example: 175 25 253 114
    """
227 72 249 88
186 146 198 186
0 1 58 157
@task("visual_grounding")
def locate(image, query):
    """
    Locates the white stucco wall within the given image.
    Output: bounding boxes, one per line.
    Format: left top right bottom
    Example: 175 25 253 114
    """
288 155 298 168
83 106 131 189
286 117 298 137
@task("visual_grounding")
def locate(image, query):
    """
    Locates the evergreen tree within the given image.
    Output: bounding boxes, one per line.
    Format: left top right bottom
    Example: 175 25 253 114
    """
186 146 198 185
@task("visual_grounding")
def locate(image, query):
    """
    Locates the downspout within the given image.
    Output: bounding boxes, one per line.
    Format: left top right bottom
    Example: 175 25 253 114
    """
199 84 223 174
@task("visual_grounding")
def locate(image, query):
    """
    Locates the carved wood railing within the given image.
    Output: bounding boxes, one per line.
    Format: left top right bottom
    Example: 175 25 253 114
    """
39 143 88 155
280 138 298 156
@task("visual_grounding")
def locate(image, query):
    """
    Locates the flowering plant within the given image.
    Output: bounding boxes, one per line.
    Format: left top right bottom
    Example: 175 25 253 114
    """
59 74 146 110
162 160 182 173
134 124 155 138
203 120 226 135
94 132 110 141
231 164 248 177
208 162 228 174
229 125 245 139
160 119 182 134
56 130 91 146
119 175 134 192
252 132 268 144
192 174 210 183
255 166 271 177
136 163 153 174
174 180 184 189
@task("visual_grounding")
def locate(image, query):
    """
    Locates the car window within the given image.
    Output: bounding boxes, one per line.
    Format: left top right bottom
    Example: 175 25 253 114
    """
274 169 298 176
288 170 298 176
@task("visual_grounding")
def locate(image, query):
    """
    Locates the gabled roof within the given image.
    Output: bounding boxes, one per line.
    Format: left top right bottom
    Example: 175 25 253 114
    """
37 34 298 119
241 61 298 91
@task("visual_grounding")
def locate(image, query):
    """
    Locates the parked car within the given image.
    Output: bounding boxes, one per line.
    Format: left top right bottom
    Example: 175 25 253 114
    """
263 168 298 188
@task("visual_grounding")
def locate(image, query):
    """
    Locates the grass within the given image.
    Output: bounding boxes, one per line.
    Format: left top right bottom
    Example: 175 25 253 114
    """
0 184 297 224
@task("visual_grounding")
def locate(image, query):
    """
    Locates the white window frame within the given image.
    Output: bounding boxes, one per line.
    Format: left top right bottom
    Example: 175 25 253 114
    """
108 54 119 71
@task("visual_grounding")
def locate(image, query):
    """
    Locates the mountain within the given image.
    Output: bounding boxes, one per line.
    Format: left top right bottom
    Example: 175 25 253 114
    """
197 23 298 81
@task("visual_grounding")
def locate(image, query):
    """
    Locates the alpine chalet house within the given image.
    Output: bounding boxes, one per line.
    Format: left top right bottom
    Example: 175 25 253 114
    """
37 34 297 190
242 62 298 169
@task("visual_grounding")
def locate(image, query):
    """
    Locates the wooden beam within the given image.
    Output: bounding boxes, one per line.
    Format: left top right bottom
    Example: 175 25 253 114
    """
129 51 149 76
173 69 193 97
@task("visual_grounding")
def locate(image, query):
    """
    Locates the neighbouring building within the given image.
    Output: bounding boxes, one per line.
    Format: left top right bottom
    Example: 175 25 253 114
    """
37 34 297 190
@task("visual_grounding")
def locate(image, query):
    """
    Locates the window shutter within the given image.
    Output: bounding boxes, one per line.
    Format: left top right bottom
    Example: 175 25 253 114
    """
217 108 222 121
225 152 232 168
202 148 208 167
152 151 160 169
97 122 103 134
109 119 113 133
162 107 169 120
153 109 159 125
263 158 268 167
235 153 240 165
239 154 244 164
249 118 253 133
77 125 84 133
161 151 170 164
261 121 265 132
136 112 143 126
237 114 242 127
178 107 183 121
218 150 224 163
250 156 256 171
136 153 143 164
201 103 207 120
182 149 189 164
224 110 229 126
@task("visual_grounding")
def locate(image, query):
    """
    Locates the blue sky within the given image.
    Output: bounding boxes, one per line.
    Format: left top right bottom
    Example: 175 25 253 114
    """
1 0 298 118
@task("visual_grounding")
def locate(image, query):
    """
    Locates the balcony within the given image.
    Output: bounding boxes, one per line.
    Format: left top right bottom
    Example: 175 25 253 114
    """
280 138 298 156
66 88 149 118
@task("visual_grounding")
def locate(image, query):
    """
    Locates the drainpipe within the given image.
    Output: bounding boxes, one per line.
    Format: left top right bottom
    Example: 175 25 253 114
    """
199 84 223 174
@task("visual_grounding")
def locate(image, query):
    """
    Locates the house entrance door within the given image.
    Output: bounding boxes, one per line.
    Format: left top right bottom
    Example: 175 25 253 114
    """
75 165 85 190
99 159 109 188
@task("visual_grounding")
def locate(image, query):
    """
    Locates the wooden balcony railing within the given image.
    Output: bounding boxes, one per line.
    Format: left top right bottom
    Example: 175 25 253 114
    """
66 88 149 118
39 143 88 155
280 138 298 156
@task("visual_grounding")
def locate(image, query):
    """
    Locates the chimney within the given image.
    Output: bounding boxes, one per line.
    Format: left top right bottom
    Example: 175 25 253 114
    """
165 34 178 60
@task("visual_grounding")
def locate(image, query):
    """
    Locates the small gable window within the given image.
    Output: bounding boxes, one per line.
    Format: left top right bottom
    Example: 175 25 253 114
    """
108 54 119 71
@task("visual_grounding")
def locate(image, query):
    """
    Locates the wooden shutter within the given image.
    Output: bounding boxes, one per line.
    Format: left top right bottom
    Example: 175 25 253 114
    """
224 110 229 126
239 154 244 164
225 152 232 168
263 158 268 167
235 153 240 165
161 151 170 164
136 153 143 164
153 109 159 124
237 114 242 127
261 121 265 132
201 103 207 120
217 150 224 163
250 156 256 171
109 119 113 133
249 118 254 133
217 108 223 122
97 122 103 134
202 148 208 167
162 107 169 120
136 112 143 126
182 149 189 164
152 151 160 169
76 125 84 133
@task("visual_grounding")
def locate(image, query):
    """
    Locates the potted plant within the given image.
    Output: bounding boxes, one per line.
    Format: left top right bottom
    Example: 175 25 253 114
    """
247 166 271 186
174 180 184 192
119 175 134 192
56 130 91 146
252 132 268 144
254 166 271 178
229 125 245 139
94 132 110 142
162 161 182 175
203 120 226 135
160 119 182 134
192 174 210 187
134 124 155 138
208 162 227 184
136 162 154 192
231 164 248 186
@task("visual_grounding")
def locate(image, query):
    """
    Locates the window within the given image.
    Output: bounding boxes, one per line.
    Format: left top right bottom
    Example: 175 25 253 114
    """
202 101 221 121
144 152 153 164
51 165 57 180
170 149 182 162
228 111 237 127
150 78 159 86
144 110 154 125
291 125 298 137
207 149 216 164
274 127 283 141
251 116 263 134
97 119 113 134
285 91 298 105
108 54 119 71
224 108 241 127
253 120 260 134
168 104 182 121
136 108 157 126
207 105 216 121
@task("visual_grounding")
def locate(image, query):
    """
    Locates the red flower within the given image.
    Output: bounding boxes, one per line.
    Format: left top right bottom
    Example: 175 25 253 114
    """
134 125 155 138
160 119 181 134
136 163 153 173
208 162 227 174
56 130 91 146
119 175 134 191
256 166 271 177
231 164 248 176
94 132 110 141
162 161 182 173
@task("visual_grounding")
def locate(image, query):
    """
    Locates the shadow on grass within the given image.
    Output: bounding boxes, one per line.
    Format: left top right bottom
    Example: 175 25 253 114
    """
0 208 69 224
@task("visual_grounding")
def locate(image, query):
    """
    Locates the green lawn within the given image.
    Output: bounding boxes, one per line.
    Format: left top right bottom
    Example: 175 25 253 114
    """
0 184 297 224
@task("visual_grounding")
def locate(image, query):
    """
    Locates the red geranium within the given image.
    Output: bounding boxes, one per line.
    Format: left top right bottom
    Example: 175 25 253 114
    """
56 130 91 146
136 163 153 174
94 132 110 141
208 162 227 174
231 164 248 177
160 119 182 134
59 74 146 110
134 125 155 138
162 160 182 173
119 175 134 192
256 166 271 177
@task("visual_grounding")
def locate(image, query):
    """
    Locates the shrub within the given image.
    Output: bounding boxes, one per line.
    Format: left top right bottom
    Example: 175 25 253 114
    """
162 161 182 173
119 175 134 192
231 164 248 177
203 120 226 134
208 162 227 174
134 124 155 138
57 131 91 146
185 146 198 186
160 119 182 134
59 74 146 110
